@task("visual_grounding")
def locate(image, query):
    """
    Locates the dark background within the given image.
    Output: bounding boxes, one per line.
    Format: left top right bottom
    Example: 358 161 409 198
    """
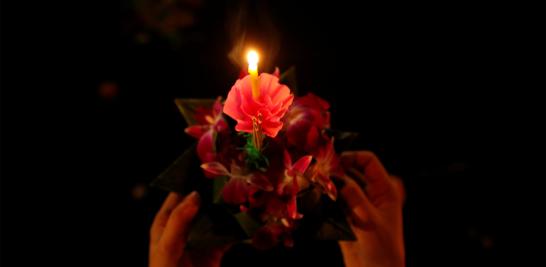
1 0 544 266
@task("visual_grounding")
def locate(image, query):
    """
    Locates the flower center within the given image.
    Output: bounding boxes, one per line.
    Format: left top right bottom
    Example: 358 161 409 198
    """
251 112 264 150
254 112 263 124
205 115 215 124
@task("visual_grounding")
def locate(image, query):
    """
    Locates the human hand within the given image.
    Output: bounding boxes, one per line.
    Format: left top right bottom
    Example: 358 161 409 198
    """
149 191 229 267
338 151 406 267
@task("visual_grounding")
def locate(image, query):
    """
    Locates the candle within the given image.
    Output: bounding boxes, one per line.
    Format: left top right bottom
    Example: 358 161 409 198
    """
247 50 260 99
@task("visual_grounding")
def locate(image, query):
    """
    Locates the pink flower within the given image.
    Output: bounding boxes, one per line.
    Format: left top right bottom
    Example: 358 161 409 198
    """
307 139 341 200
284 93 331 152
278 151 313 220
201 161 273 205
223 73 294 138
249 151 311 231
184 98 228 163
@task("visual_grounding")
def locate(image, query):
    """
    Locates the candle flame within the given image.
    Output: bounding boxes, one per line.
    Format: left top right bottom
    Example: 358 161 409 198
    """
247 50 259 73
247 50 260 100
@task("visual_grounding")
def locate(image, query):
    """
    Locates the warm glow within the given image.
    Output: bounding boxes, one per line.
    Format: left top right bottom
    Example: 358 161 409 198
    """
247 50 260 99
247 50 259 73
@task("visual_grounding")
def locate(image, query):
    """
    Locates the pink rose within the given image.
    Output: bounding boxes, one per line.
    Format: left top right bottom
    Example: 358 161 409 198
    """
223 73 294 138
284 93 331 152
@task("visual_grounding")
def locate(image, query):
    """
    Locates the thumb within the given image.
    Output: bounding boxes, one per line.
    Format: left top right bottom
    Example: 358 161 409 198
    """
340 176 376 229
159 191 201 255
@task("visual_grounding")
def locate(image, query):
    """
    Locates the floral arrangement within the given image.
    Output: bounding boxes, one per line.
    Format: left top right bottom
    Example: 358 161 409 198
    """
153 54 358 249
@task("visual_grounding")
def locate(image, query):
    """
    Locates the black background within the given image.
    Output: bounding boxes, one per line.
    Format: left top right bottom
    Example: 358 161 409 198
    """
1 0 545 266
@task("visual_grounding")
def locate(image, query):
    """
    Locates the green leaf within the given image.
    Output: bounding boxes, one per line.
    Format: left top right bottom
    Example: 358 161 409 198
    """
234 212 261 238
297 186 322 213
212 176 228 204
279 66 298 95
314 217 356 241
151 144 204 194
243 134 269 170
186 209 246 249
326 129 360 152
174 98 216 126
326 129 359 142
313 196 356 241
295 192 357 241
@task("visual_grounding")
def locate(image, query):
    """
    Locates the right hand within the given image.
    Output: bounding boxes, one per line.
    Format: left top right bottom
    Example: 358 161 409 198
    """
338 151 406 267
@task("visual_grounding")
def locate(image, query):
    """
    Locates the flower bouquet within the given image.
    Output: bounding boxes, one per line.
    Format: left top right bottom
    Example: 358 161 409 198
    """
152 53 359 249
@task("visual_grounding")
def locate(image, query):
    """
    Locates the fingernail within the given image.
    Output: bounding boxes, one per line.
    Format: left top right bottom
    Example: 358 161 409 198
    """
352 207 371 228
186 191 201 206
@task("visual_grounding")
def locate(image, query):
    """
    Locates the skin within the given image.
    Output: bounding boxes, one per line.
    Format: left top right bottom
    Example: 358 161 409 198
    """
149 151 405 267
338 151 406 267
149 191 228 267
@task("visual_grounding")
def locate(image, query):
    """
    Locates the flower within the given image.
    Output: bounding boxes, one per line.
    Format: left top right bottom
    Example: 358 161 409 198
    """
306 139 341 200
201 161 273 205
278 151 312 220
157 66 361 250
223 73 294 138
245 151 312 243
184 98 228 164
284 93 331 152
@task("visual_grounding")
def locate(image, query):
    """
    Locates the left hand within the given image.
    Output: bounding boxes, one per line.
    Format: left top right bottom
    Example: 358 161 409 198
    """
149 191 229 267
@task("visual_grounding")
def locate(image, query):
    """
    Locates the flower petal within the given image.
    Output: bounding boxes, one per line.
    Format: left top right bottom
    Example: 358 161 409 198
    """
291 155 313 175
200 161 230 177
304 126 320 152
196 131 216 162
261 120 283 137
212 97 224 117
224 72 293 137
287 195 298 219
185 125 209 139
324 180 337 201
214 119 229 132
222 178 251 204
234 120 253 133
223 83 245 120
249 173 274 191
283 150 292 170
273 67 280 78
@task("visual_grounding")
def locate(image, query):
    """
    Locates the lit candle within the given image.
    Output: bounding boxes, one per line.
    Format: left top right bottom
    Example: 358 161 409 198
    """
247 50 260 99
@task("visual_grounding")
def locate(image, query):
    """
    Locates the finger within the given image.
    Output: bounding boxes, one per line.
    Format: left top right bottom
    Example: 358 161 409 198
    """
341 151 394 203
340 175 376 229
390 175 406 204
150 192 184 244
159 191 201 253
